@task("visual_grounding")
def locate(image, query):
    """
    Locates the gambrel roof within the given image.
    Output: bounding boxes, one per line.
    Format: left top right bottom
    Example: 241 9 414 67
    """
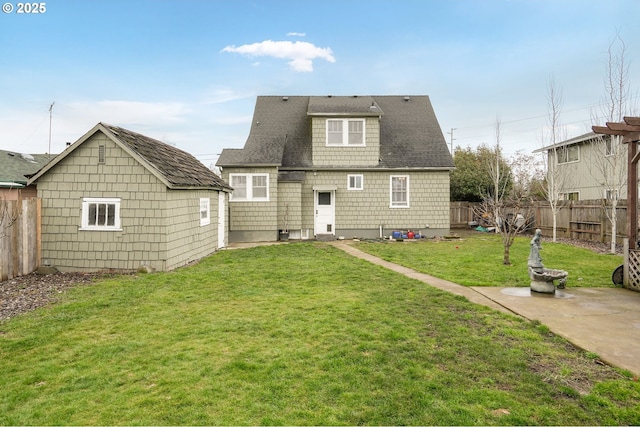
28 123 232 191
216 95 454 169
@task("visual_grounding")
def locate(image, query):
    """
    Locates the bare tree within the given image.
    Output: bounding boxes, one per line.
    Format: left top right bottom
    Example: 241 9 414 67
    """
589 33 637 253
0 193 20 240
538 75 571 242
475 118 536 265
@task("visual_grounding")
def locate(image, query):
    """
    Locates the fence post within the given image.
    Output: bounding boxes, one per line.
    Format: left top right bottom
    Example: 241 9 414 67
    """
600 201 606 243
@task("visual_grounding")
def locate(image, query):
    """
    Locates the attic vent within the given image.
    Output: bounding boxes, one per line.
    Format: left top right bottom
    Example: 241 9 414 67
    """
282 96 289 101
98 145 105 164
404 96 411 102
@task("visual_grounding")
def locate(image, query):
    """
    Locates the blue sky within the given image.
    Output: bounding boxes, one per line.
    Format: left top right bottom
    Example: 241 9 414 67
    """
1 0 639 168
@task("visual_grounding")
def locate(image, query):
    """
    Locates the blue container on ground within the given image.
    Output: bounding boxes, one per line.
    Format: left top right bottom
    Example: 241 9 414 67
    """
392 231 402 239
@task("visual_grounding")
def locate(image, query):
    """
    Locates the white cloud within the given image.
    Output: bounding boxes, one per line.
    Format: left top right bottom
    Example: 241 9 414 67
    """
287 32 306 37
221 40 335 72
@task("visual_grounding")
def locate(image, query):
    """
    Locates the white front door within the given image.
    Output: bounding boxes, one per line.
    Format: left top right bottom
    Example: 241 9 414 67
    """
218 192 226 248
314 191 335 235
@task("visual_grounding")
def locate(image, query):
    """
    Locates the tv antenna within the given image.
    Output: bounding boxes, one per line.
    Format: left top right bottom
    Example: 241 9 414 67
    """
48 102 55 158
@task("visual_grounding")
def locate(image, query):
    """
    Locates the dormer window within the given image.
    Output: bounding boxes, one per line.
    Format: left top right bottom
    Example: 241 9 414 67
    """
326 119 365 146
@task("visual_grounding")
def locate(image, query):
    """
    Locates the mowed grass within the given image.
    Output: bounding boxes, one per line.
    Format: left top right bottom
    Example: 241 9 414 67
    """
356 231 623 287
1 242 639 425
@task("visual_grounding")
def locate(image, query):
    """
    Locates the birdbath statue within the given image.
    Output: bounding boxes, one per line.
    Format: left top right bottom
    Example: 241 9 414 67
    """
528 229 568 294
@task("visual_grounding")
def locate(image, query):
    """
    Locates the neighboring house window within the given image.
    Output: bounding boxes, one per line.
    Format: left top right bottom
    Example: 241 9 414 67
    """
230 174 269 201
561 192 579 201
556 145 579 164
199 198 210 226
390 175 409 208
605 189 618 200
326 119 365 146
605 136 616 156
80 197 121 230
347 174 363 190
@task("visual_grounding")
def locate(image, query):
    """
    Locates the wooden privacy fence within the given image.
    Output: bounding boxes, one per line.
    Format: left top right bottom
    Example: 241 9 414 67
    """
451 199 629 244
0 198 40 281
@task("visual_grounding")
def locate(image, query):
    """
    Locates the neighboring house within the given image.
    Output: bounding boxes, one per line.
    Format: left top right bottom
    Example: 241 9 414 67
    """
0 149 53 200
216 95 455 242
27 123 232 272
534 132 626 201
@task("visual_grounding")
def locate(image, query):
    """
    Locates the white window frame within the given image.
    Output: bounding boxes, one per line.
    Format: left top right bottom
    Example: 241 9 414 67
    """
326 119 366 146
199 197 210 226
390 175 410 208
229 173 269 201
80 197 122 231
347 174 363 191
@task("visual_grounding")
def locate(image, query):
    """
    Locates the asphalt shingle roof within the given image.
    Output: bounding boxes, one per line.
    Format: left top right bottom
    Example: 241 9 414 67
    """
28 123 231 191
0 149 52 186
101 124 231 190
217 95 454 169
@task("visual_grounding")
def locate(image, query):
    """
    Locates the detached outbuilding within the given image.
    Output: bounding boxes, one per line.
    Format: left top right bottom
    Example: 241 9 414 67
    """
27 123 232 272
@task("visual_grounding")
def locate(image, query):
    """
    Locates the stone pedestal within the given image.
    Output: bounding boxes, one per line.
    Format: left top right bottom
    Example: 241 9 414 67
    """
530 280 555 294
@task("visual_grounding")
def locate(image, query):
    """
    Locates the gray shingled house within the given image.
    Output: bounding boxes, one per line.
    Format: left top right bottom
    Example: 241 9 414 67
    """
28 123 232 272
216 95 455 242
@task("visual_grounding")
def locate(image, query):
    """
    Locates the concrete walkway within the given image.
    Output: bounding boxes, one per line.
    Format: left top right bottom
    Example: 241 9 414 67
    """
329 241 640 376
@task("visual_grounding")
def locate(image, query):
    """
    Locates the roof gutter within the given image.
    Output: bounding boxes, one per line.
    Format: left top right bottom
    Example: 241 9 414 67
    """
279 166 455 172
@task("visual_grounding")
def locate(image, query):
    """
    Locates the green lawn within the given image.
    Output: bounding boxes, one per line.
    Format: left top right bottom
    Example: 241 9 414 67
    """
355 232 623 287
0 242 638 425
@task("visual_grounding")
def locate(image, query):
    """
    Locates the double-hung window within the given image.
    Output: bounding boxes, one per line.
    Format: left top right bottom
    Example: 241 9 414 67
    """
326 119 365 146
556 145 579 164
347 174 363 190
80 197 122 230
230 174 269 201
605 135 617 157
199 198 210 226
390 175 409 208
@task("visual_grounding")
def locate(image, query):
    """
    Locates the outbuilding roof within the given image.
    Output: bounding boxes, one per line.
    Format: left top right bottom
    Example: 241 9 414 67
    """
217 95 454 169
28 123 232 191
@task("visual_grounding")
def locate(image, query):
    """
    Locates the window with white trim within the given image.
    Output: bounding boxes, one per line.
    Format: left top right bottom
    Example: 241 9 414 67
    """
347 174 363 190
80 197 121 230
605 136 616 156
199 198 210 226
230 173 269 201
390 175 409 208
326 119 365 146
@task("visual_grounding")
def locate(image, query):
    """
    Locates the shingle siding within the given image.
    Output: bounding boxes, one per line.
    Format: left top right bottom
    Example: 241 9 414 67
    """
37 134 168 272
217 95 453 242
34 129 228 272
303 170 450 234
311 117 381 167
165 190 220 271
